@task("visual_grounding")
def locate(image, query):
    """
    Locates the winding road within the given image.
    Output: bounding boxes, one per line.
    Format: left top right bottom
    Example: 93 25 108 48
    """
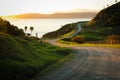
37 24 120 80
67 23 82 38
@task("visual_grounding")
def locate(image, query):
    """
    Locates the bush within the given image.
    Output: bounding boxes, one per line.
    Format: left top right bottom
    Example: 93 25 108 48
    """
71 36 85 44
61 38 71 41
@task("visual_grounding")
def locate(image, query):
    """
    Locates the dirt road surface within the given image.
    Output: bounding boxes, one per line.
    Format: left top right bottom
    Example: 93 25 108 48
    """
37 39 120 80
67 23 82 38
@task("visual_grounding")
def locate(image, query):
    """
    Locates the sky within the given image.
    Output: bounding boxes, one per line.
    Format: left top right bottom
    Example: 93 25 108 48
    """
0 0 118 16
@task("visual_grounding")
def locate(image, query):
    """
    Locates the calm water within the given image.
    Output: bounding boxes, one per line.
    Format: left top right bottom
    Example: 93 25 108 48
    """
6 18 90 37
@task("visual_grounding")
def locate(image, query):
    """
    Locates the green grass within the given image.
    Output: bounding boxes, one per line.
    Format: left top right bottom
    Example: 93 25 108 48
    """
0 32 72 80
69 23 108 42
35 52 74 79
80 32 106 41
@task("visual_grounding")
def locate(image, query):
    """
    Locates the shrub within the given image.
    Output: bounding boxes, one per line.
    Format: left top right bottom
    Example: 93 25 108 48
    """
61 38 71 41
71 36 85 44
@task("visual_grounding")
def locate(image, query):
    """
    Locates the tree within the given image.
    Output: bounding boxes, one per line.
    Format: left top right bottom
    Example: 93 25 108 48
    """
24 26 27 35
30 26 34 36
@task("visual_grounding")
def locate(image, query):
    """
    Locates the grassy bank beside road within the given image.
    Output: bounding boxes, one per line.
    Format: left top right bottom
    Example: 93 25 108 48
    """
0 18 72 80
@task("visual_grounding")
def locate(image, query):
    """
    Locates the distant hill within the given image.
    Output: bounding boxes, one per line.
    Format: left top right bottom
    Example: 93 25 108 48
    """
10 12 97 19
43 2 120 40
87 2 120 35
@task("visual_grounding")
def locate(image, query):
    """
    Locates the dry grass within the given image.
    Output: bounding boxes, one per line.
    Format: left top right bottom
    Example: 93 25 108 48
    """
58 40 120 48
61 30 75 38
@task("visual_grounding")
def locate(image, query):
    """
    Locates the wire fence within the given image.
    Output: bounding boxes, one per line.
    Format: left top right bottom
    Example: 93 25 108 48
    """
86 40 120 44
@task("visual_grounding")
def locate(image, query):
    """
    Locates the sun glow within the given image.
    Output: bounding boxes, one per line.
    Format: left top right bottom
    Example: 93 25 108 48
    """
0 0 117 16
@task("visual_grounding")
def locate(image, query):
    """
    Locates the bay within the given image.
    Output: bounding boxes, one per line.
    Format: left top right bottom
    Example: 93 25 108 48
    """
6 18 90 37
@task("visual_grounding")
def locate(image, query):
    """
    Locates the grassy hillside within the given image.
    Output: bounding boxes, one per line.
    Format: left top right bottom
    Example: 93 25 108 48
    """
43 23 78 39
74 2 120 41
60 2 120 43
0 18 72 80
0 18 24 36
86 2 120 35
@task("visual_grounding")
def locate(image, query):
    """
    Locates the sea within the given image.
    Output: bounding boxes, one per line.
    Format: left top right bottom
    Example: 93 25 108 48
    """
5 18 91 38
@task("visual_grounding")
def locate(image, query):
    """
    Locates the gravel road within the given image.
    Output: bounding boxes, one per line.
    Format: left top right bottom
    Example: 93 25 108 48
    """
67 23 82 38
37 23 120 80
37 40 120 80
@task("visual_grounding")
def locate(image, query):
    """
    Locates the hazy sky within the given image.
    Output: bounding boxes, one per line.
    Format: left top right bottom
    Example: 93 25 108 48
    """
0 0 118 16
